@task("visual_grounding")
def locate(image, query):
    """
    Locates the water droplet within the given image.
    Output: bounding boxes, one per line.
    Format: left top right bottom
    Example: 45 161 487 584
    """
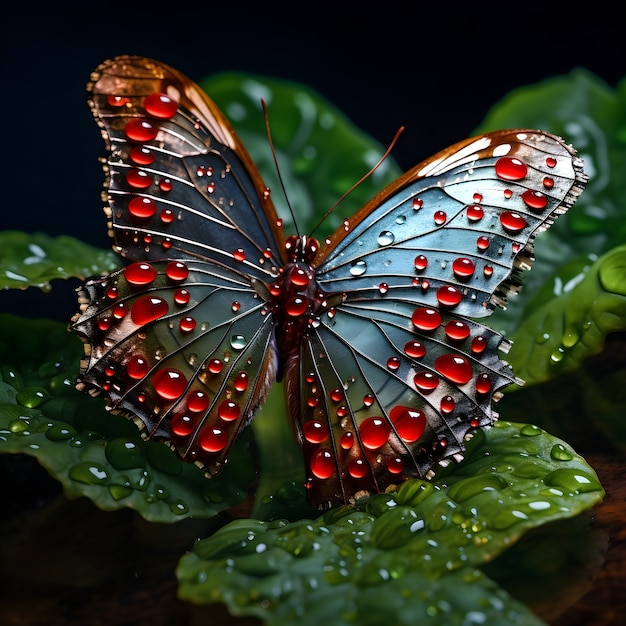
159 178 172 192
233 248 246 262
440 395 455 414
504 188 513 199
218 400 240 421
550 443 574 461
303 420 329 444
551 347 565 362
546 157 557 168
108 94 129 107
174 288 190 305
166 261 189 281
476 236 490 250
144 92 178 118
499 211 527 234
435 354 473 384
436 286 462 307
234 371 249 392
208 359 223 374
359 417 390 449
329 388 343 403
128 197 157 221
387 456 405 474
378 282 389 294
69 462 109 484
414 255 428 271
404 340 426 358
286 296 308 317
412 307 441 331
171 413 196 436
125 118 158 142
444 320 470 341
466 205 484 222
434 210 446 225
395 214 406 225
544 468 601 493
475 373 492 394
543 177 555 189
448 474 509 503
16 387 49 408
230 335 246 350
495 156 528 180
289 268 310 287
412 198 423 209
340 432 354 450
520 423 542 437
363 394 374 407
350 260 367 276
483 265 494 278
348 458 368 478
179 316 196 333
124 261 158 285
45 422 77 441
310 448 335 479
199 426 229 452
377 231 395 246
471 336 487 354
126 168 153 189
131 295 169 325
126 355 149 379
386 356 400 371
452 258 475 279
390 406 426 442
153 368 187 400
522 189 548 211
105 438 146 470
129 146 155 165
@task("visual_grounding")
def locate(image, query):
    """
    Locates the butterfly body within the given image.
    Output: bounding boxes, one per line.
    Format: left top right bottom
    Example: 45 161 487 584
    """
72 56 587 507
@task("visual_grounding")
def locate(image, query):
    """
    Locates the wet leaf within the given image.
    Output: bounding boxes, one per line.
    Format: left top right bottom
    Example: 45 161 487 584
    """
505 245 626 386
177 421 603 625
0 231 118 290
0 314 254 522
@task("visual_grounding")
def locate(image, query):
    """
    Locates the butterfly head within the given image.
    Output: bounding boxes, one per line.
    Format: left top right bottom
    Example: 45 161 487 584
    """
284 234 321 264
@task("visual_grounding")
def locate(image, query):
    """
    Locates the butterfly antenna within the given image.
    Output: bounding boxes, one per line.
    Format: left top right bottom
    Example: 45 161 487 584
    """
309 125 405 237
261 99 300 236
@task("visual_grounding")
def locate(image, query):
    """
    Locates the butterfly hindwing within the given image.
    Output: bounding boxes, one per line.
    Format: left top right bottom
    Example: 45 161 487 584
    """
73 258 277 472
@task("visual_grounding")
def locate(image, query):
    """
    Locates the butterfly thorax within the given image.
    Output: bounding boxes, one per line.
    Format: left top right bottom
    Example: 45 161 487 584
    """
265 235 338 379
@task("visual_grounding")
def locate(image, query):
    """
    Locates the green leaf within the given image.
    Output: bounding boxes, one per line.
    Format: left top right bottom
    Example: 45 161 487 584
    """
201 72 403 241
505 244 626 386
0 231 118 290
177 421 603 624
0 314 254 522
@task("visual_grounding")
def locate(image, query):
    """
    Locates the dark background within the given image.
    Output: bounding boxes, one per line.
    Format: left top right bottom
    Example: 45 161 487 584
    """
1 1 624 320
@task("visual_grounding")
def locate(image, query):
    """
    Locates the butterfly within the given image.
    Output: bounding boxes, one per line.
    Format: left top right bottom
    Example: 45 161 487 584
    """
71 55 587 508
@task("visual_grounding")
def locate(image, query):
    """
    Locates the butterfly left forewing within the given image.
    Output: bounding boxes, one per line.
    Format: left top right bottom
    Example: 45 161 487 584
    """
89 55 285 278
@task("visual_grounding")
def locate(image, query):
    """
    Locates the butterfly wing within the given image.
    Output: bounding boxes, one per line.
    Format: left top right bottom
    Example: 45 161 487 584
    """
294 130 587 506
72 56 283 473
88 55 285 275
